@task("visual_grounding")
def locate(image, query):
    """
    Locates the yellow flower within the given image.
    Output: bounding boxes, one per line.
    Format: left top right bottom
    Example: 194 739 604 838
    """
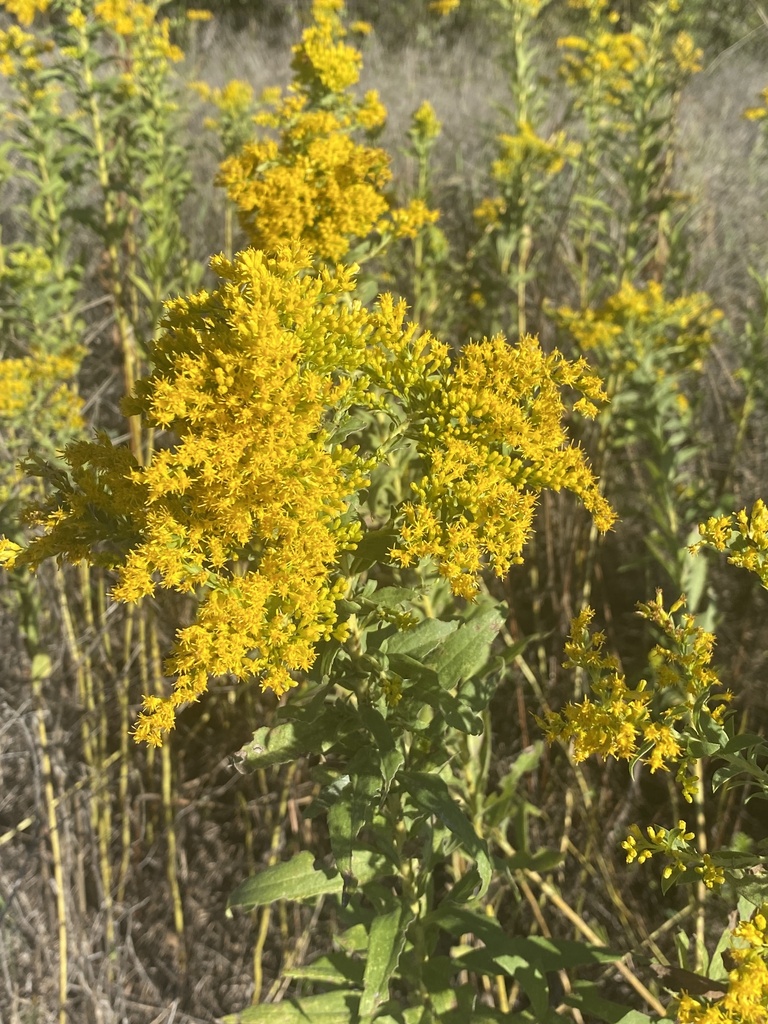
0 0 49 25
186 8 213 21
429 0 460 14
390 198 439 239
411 100 442 143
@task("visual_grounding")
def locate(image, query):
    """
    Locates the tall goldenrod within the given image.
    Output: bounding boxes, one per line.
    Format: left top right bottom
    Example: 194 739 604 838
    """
218 0 436 262
5 243 614 746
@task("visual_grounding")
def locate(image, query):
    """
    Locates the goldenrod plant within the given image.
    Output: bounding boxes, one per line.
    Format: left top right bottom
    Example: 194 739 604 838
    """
1 0 768 1020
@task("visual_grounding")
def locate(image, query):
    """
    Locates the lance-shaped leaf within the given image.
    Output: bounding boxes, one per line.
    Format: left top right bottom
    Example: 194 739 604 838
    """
359 901 415 1020
227 851 343 913
220 989 360 1023
400 771 491 897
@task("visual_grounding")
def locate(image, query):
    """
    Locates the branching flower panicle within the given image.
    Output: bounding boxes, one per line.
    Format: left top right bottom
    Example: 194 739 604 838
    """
677 905 768 1023
6 240 616 744
542 594 730 777
693 499 768 589
217 0 437 263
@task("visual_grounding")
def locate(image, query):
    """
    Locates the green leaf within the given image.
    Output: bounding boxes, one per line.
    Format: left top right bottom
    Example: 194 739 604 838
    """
400 772 491 897
233 720 327 770
566 981 663 1024
284 953 365 987
359 704 404 794
227 851 343 912
387 653 441 689
383 618 458 659
427 607 504 689
460 948 548 1017
432 907 618 970
350 528 398 574
220 990 360 1023
328 752 380 882
359 902 415 1019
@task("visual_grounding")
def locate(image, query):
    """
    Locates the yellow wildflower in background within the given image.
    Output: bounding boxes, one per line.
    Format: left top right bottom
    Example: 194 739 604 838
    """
745 85 768 122
219 114 392 261
555 281 721 380
542 596 730 776
94 0 154 36
218 0 436 263
429 0 460 15
0 0 49 25
0 22 46 76
694 499 768 588
411 100 442 143
389 199 440 239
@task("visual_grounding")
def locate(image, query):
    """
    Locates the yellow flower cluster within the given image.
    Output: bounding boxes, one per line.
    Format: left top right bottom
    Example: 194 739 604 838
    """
429 0 460 14
0 22 46 76
193 78 256 156
0 351 83 502
94 0 154 35
693 500 768 589
92 0 183 62
560 0 702 115
217 0 436 263
411 100 442 144
541 597 730 777
621 821 725 889
556 281 722 380
291 0 362 95
745 86 768 121
492 122 581 180
677 906 768 1023
0 0 49 26
193 78 254 118
21 246 381 745
672 31 703 74
218 113 391 262
389 199 440 240
9 241 617 743
388 334 615 598
558 26 646 103
475 121 580 227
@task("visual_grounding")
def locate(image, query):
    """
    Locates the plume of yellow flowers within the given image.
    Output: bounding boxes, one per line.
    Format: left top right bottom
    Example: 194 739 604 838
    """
7 243 614 745
693 500 768 589
0 0 49 25
217 0 437 262
559 0 701 111
474 120 581 229
541 596 730 784
677 905 768 1023
555 281 722 381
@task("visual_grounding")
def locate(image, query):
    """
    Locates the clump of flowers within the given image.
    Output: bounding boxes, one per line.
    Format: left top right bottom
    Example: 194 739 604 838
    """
0 0 50 26
4 242 615 745
555 280 722 383
192 78 258 158
388 334 615 598
676 905 768 1023
694 500 768 589
217 0 437 263
559 0 701 111
541 595 731 789
474 120 580 231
